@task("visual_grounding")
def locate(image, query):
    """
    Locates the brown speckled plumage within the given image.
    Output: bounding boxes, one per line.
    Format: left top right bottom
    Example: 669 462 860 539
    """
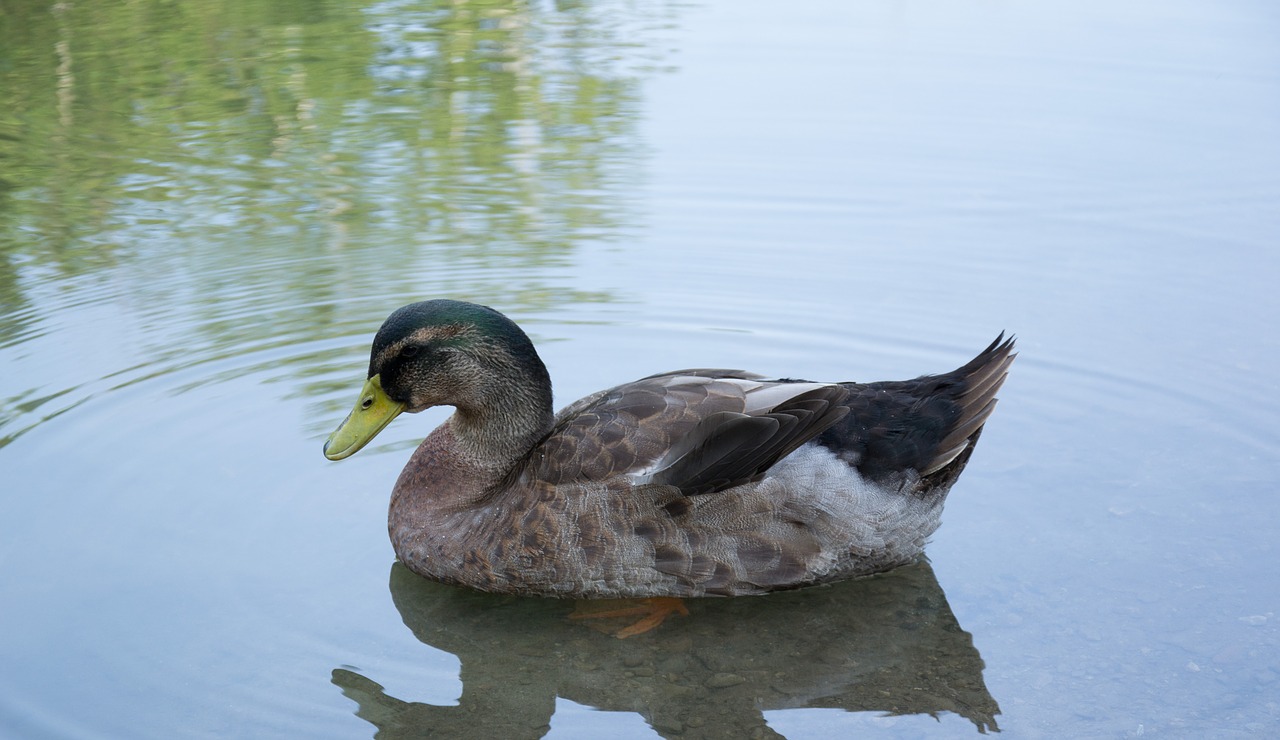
327 300 1015 598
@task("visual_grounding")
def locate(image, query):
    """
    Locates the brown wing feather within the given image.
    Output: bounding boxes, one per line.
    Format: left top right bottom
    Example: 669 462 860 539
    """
649 386 850 494
534 374 747 484
533 372 848 493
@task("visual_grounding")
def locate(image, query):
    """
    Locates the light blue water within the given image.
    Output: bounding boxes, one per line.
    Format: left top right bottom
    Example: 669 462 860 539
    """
1 0 1277 737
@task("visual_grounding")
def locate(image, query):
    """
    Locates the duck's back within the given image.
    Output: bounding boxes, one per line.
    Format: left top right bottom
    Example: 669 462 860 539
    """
533 333 1015 501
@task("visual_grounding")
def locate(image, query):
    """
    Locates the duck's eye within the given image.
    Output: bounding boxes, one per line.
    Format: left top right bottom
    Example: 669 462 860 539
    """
401 344 421 358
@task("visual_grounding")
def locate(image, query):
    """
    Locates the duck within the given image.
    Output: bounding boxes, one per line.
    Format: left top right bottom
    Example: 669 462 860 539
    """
324 299 1014 600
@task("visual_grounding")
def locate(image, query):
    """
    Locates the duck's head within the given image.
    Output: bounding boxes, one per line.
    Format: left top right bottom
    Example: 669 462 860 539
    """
323 300 550 461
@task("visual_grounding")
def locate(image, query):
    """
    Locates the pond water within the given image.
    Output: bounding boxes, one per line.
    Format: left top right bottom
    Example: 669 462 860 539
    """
2 0 1278 737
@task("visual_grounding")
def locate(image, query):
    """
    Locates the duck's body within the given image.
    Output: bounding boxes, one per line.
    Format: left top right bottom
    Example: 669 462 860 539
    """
326 300 1015 599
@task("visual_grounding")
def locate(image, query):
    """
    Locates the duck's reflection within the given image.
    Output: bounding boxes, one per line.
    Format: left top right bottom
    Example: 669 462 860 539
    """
333 560 1000 737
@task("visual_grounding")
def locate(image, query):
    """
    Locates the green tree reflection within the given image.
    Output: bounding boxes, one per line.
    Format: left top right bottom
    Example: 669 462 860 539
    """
0 0 679 298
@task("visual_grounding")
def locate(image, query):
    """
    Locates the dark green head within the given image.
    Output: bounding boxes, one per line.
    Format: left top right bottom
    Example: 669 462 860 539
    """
324 300 551 461
370 300 547 408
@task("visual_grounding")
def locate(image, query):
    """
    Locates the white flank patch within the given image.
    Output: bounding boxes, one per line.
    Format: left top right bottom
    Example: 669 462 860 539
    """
759 443 945 567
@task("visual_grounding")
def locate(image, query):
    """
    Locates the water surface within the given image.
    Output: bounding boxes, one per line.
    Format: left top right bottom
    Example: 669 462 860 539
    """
1 0 1278 737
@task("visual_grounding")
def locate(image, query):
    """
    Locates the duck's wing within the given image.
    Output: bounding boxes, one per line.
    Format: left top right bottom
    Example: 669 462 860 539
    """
534 371 849 495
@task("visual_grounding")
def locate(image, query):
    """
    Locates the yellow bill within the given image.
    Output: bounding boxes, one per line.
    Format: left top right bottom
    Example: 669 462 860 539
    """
323 375 405 460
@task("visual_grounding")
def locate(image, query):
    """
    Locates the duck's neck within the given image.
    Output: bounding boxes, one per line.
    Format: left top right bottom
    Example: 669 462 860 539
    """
449 370 555 473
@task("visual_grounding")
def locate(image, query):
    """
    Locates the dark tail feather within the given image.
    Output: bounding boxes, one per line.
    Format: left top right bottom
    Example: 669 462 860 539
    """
818 333 1016 491
920 333 1016 482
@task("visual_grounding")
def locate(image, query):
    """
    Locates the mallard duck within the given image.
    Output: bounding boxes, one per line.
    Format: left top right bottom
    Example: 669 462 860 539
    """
325 300 1014 599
